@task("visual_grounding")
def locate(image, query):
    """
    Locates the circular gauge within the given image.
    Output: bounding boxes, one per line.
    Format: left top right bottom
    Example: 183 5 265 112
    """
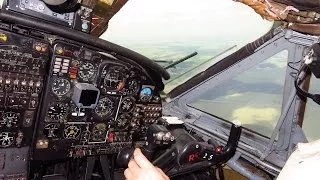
116 114 130 131
48 103 68 121
70 104 86 120
43 124 59 138
140 87 153 102
125 79 140 95
78 62 96 81
0 112 19 127
120 97 135 113
0 132 14 148
52 78 71 96
95 97 115 118
64 125 81 139
91 123 107 142
101 66 126 91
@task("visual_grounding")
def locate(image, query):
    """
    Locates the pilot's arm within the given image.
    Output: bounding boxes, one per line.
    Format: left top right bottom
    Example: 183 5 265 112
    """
124 148 169 180
277 139 320 180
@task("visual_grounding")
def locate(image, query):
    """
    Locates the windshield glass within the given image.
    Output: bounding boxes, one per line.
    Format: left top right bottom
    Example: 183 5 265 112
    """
102 0 273 93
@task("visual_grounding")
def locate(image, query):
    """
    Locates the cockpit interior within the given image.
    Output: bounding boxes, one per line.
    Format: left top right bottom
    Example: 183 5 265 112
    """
0 0 319 179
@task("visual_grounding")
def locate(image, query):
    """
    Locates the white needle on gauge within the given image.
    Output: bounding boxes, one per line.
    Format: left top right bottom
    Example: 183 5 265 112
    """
114 96 123 122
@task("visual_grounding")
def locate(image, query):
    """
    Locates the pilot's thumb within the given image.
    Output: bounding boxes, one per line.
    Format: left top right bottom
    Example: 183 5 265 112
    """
133 148 154 169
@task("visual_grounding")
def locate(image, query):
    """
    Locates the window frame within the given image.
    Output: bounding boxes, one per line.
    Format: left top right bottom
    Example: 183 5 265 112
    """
163 28 317 175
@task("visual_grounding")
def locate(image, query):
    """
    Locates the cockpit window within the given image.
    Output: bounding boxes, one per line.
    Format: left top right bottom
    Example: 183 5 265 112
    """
102 0 273 93
190 51 288 137
302 77 320 141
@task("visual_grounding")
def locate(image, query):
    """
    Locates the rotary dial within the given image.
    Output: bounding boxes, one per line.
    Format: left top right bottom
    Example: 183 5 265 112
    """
0 132 14 148
48 103 68 121
0 112 19 127
52 78 71 96
95 97 115 118
64 125 81 139
78 62 96 81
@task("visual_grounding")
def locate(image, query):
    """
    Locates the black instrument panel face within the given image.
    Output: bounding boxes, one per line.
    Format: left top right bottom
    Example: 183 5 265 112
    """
33 42 163 160
0 29 49 178
0 29 48 148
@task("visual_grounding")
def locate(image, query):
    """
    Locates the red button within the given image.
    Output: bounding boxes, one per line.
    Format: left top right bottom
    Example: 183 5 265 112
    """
108 132 114 143
69 68 78 73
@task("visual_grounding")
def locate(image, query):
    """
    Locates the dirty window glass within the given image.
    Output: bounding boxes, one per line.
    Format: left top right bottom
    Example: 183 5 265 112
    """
102 0 272 93
302 77 320 142
189 51 288 137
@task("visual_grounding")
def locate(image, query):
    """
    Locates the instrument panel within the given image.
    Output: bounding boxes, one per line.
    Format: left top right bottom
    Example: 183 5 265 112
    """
33 42 163 160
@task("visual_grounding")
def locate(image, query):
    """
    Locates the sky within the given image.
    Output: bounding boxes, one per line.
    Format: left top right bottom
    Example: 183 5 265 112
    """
103 0 273 46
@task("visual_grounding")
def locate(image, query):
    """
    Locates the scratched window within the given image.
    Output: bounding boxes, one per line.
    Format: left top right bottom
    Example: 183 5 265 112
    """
103 0 273 93
189 51 288 137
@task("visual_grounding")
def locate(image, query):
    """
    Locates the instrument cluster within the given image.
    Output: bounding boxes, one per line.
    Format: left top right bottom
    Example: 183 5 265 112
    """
33 42 163 160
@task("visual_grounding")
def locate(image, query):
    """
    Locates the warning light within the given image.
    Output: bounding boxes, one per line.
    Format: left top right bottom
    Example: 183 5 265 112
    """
41 46 48 53
56 47 63 55
215 146 223 154
69 74 77 79
0 33 8 42
108 132 114 143
35 45 42 52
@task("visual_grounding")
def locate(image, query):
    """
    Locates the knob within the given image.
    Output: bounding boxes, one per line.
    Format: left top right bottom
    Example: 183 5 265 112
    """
116 146 134 168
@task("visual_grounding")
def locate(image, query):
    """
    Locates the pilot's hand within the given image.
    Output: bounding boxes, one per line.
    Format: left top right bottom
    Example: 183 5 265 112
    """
124 148 169 180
